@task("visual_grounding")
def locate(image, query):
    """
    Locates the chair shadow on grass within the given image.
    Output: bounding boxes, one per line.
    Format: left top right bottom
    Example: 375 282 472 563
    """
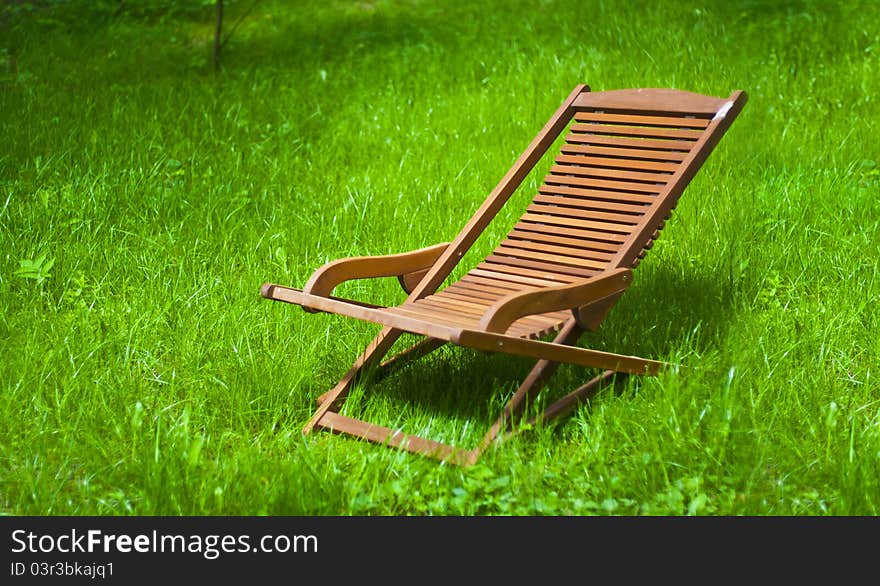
324 263 737 446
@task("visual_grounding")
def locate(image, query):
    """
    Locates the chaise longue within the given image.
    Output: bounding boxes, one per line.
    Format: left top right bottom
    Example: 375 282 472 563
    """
260 84 747 465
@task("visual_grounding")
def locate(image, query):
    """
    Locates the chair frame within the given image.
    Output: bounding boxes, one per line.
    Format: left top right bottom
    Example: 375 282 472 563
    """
261 84 747 465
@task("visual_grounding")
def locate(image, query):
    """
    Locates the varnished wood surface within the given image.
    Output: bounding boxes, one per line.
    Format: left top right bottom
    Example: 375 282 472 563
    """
302 242 449 298
317 411 476 466
261 283 664 374
478 318 584 451
572 87 730 116
478 269 633 334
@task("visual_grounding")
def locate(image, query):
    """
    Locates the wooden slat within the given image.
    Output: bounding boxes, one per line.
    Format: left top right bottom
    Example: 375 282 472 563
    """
531 194 647 215
523 326 563 339
436 287 501 303
441 289 554 320
519 212 633 236
415 298 554 333
513 220 628 245
386 302 479 326
447 283 584 328
443 283 507 302
545 172 665 194
483 256 599 279
645 229 661 247
561 143 688 163
572 88 730 116
406 297 491 319
490 310 565 330
421 294 492 313
478 260 587 282
394 305 525 343
574 111 711 129
494 244 609 267
506 229 622 253
424 295 564 331
457 274 533 293
400 295 487 317
389 303 549 337
454 276 531 293
555 154 680 173
457 271 547 293
498 238 615 262
569 122 704 140
445 283 553 310
550 163 672 184
527 203 641 225
440 288 501 306
516 324 565 338
564 132 695 152
469 267 576 288
538 184 655 204
493 246 607 271
502 317 560 338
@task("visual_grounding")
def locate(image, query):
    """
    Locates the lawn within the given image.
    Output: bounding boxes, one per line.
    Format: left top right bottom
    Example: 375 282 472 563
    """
1 0 878 515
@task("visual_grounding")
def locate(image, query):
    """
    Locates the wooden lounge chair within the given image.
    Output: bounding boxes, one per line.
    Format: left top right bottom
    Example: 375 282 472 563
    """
260 85 747 465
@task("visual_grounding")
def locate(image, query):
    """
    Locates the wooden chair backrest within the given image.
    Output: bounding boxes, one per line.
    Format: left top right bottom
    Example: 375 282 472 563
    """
405 86 746 306
483 88 747 283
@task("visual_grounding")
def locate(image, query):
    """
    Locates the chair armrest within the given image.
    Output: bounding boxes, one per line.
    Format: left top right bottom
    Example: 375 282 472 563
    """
478 268 633 334
303 242 450 298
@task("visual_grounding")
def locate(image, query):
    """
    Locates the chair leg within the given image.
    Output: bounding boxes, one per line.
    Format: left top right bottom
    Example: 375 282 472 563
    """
309 365 626 466
524 370 627 426
302 326 403 434
315 411 477 466
315 336 446 406
303 320 661 466
475 319 583 454
304 331 473 465
303 327 470 463
376 336 447 378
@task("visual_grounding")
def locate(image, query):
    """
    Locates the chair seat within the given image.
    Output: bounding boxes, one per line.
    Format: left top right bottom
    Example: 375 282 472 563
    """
386 273 570 339
388 295 568 340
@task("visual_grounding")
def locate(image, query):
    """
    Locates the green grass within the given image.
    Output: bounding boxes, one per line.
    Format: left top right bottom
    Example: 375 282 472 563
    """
1 0 878 515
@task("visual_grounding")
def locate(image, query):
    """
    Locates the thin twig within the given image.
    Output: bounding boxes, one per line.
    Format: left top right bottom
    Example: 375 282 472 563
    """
220 0 262 50
212 0 223 71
